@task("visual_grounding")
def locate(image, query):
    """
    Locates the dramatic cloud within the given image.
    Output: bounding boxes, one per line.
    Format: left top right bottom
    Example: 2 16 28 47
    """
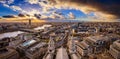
3 4 9 7
0 0 14 4
10 6 22 11
1 0 120 22
41 11 65 19
68 12 75 19
25 0 39 4
7 0 14 4
51 12 65 19
23 9 41 15
48 0 120 19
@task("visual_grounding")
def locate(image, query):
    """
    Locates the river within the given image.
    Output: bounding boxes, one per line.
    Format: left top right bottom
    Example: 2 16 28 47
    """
0 24 52 39
0 31 24 39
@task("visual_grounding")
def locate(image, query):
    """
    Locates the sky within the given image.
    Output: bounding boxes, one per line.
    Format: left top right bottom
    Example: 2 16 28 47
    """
0 0 120 22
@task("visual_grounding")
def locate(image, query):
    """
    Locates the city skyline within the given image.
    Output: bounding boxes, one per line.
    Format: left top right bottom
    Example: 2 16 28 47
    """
0 0 120 59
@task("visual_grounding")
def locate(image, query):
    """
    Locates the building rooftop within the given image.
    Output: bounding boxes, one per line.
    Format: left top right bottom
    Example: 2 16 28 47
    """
86 36 105 43
28 42 46 53
76 41 89 50
113 40 120 51
56 47 69 59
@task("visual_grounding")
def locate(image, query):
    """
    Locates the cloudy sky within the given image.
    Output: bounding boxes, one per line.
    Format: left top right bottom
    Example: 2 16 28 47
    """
0 0 120 22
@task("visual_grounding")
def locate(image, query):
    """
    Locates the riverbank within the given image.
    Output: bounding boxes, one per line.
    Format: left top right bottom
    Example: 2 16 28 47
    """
0 24 52 40
0 22 46 34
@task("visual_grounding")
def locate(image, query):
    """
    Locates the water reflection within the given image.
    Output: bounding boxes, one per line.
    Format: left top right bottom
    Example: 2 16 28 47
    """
34 25 52 30
0 31 24 39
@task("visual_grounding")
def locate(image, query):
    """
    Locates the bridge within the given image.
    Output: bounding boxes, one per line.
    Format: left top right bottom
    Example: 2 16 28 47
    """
19 29 40 33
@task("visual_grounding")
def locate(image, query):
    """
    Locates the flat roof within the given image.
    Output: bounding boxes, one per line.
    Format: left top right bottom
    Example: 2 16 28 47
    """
22 40 36 47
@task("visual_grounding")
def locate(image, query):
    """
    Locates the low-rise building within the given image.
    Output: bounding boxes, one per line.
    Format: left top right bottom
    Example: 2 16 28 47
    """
84 36 106 54
25 42 47 59
0 48 19 59
76 41 92 57
109 40 120 59
0 38 9 51
17 39 47 59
